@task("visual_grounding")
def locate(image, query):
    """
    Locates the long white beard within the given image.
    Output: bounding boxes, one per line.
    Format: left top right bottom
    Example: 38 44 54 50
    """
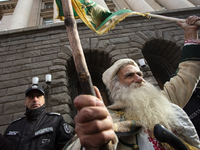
110 81 177 131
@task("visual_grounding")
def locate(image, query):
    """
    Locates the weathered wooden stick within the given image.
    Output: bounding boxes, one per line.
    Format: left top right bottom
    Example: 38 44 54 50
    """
61 1 113 149
61 0 96 96
147 13 200 26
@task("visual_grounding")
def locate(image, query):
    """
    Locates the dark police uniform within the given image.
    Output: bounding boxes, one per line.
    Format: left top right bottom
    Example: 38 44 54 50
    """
4 105 73 150
0 133 12 150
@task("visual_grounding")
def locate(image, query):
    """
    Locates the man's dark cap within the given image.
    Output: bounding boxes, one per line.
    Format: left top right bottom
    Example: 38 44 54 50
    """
25 85 45 97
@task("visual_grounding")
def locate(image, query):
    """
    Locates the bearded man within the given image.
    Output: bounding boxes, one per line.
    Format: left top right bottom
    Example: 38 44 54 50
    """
99 16 200 149
102 58 200 150
108 74 176 132
69 15 200 150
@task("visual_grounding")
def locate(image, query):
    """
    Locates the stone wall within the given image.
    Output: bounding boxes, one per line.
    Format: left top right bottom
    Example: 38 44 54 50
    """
0 7 199 134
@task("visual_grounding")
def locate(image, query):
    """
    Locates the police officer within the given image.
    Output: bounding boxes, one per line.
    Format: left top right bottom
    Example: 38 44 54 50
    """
2 85 73 150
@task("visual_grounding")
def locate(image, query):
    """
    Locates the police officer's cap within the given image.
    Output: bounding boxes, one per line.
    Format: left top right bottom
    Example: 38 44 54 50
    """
25 85 45 97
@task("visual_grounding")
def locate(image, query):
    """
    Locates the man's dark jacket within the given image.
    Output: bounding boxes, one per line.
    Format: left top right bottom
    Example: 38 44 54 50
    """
183 87 200 137
2 105 73 150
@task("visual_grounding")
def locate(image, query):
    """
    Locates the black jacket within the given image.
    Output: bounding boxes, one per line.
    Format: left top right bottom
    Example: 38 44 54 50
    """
0 133 12 150
183 87 200 137
3 105 73 150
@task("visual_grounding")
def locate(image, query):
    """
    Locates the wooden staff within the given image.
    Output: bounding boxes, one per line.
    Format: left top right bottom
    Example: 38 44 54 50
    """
146 13 200 26
60 1 118 149
61 0 96 96
60 1 112 149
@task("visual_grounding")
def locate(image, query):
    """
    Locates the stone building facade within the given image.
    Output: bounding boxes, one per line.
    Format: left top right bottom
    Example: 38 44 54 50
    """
0 0 199 31
0 0 199 134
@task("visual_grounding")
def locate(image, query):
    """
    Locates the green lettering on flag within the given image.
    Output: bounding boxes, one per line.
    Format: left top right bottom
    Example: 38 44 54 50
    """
55 0 148 35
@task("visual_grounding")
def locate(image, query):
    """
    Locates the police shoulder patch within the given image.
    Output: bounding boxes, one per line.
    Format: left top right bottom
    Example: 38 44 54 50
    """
63 123 70 134
7 130 20 136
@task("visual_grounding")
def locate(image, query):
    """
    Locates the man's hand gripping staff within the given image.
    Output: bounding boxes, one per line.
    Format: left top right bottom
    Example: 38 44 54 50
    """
74 87 117 150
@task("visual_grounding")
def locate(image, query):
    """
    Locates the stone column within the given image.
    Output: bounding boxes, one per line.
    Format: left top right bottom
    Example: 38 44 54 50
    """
145 0 164 11
188 0 200 6
0 14 12 31
92 0 109 10
113 0 130 10
156 0 195 9
8 0 34 30
53 0 61 23
125 0 154 12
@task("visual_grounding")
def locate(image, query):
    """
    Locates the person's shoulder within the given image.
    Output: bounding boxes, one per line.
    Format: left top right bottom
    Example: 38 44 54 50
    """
9 116 26 125
46 112 63 119
47 112 61 116
46 112 65 123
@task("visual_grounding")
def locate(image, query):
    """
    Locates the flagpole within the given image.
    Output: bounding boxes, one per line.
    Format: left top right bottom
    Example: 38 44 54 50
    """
146 13 200 26
61 0 96 96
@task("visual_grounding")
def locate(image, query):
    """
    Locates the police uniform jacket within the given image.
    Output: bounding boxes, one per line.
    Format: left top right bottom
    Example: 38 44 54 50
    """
4 105 73 150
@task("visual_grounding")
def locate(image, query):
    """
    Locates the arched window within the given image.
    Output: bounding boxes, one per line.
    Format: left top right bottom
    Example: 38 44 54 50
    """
142 39 181 89
67 59 111 118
